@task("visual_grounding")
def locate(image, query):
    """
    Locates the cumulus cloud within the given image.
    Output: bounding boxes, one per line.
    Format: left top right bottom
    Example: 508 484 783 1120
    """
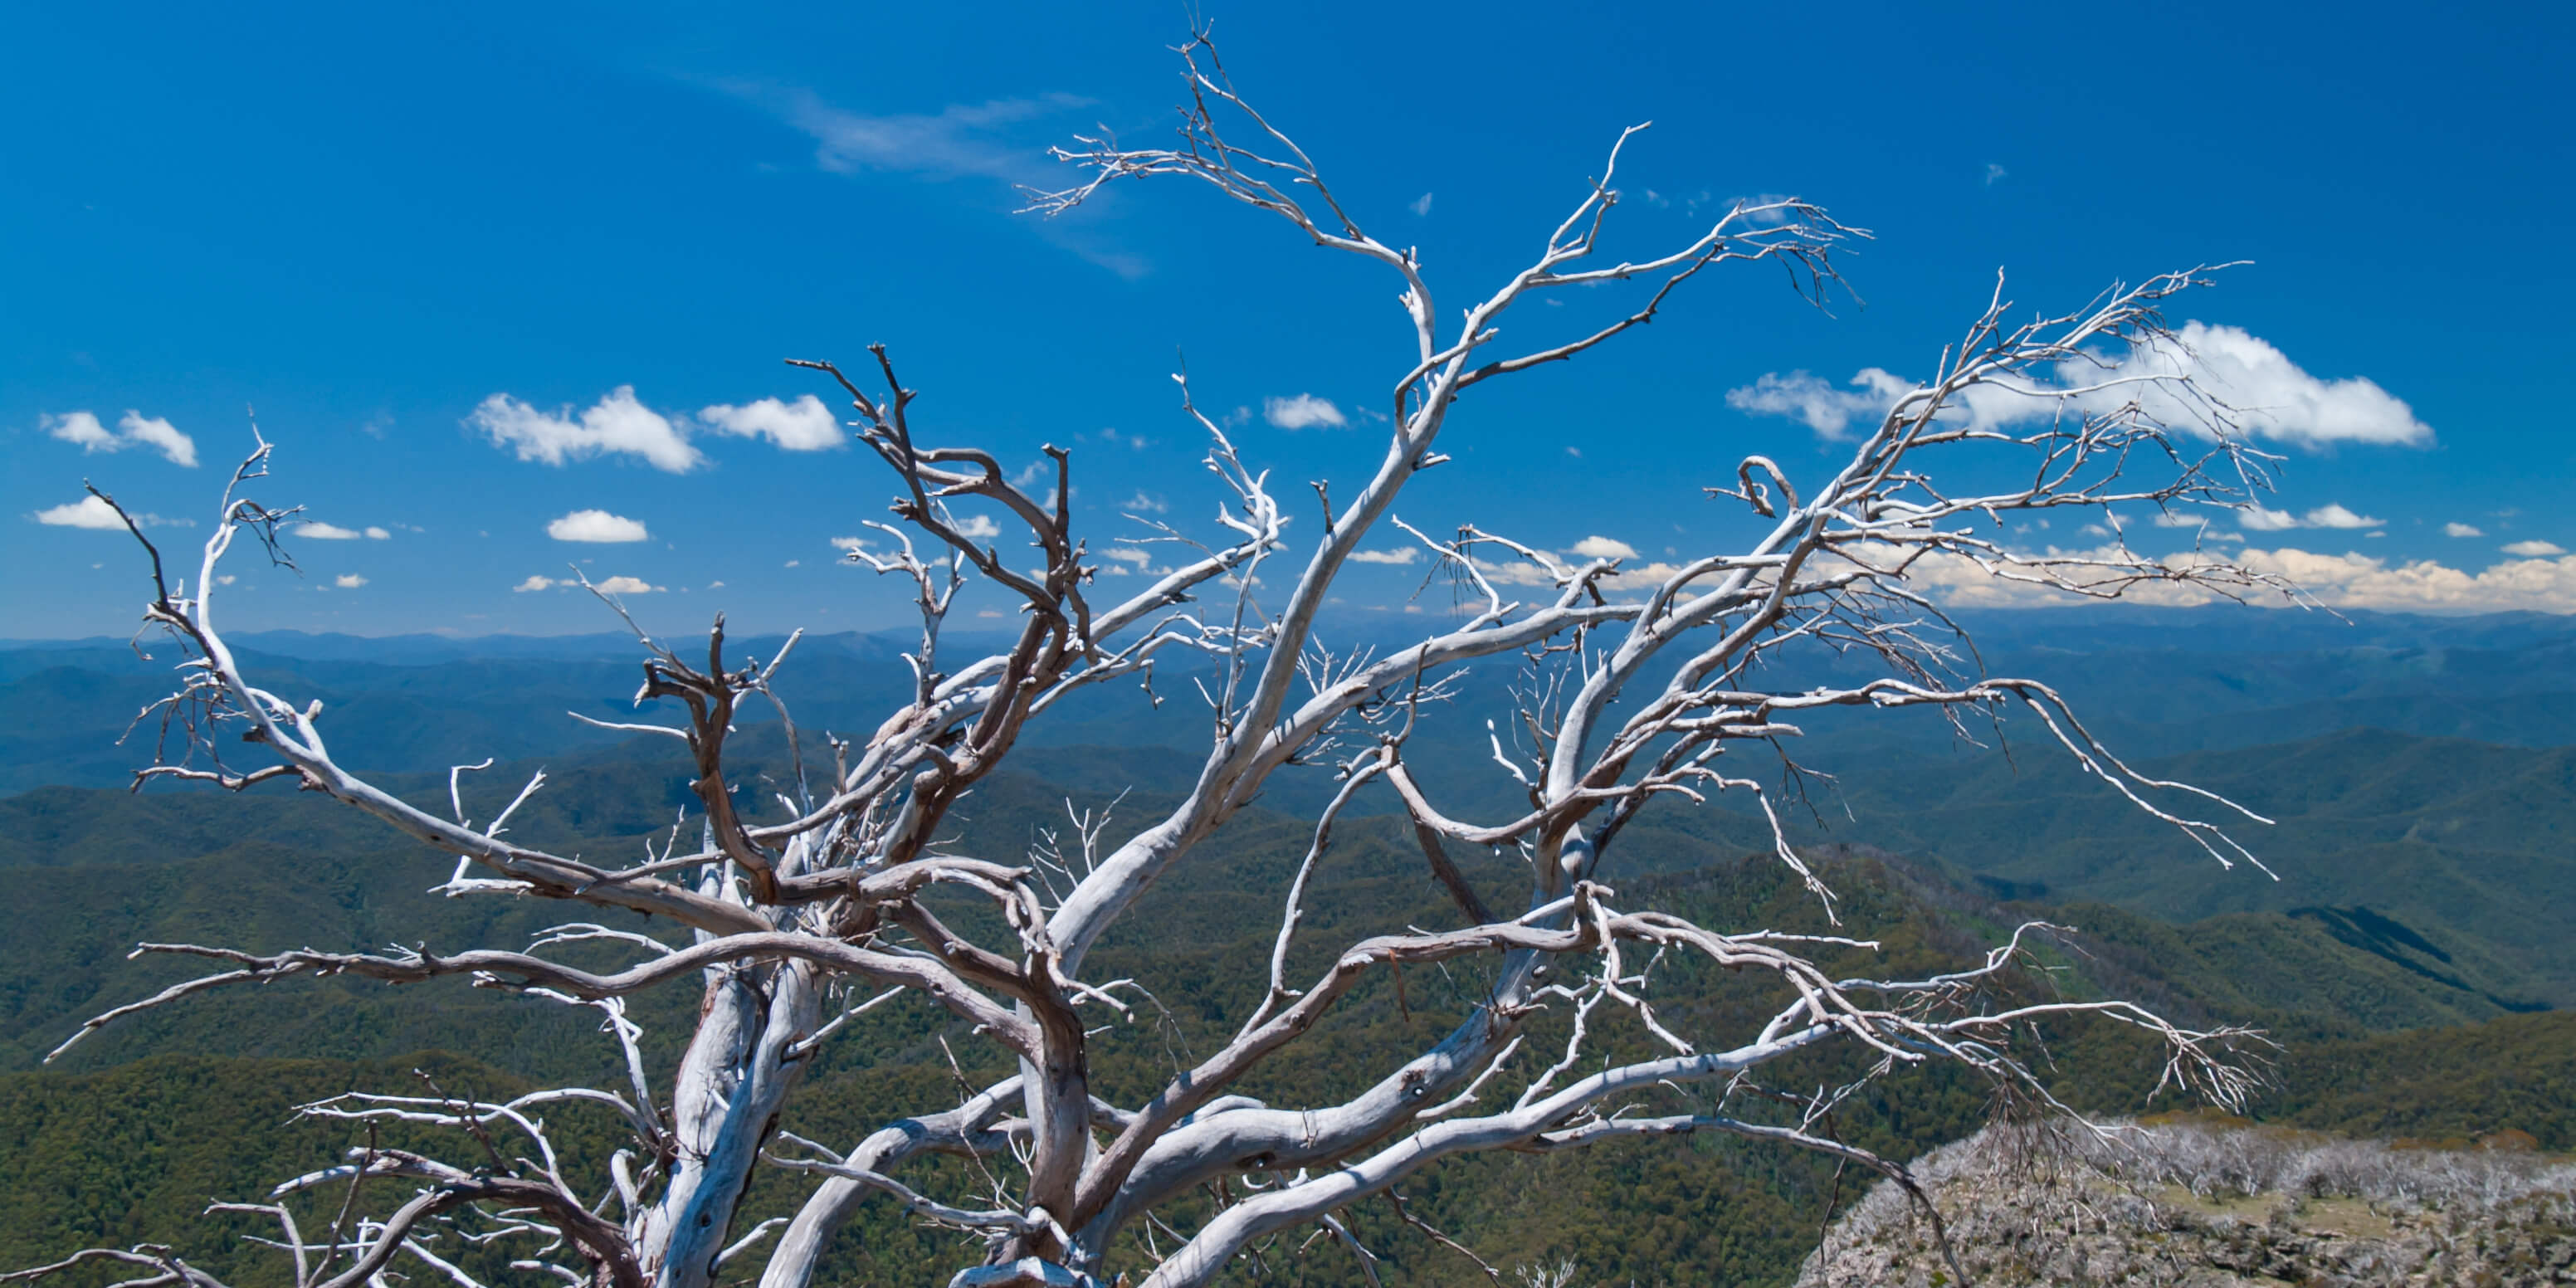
469 387 705 473
2302 504 2383 529
1723 368 1912 438
1730 322 2432 449
1569 535 1641 560
512 575 562 593
2237 506 2302 531
2152 511 2209 528
44 409 199 467
2236 546 2576 612
1263 394 1348 430
829 535 868 554
593 575 661 595
698 395 842 451
954 514 1002 539
333 573 368 589
365 525 391 539
546 510 651 543
31 495 188 529
2502 539 2566 558
43 410 113 451
2444 522 2485 539
1100 547 1152 565
1349 547 1420 565
43 409 201 466
295 522 365 540
1861 539 2576 615
1121 490 1168 514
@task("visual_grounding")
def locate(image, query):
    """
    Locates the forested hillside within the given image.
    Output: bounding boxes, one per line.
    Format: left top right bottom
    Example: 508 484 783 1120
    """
2 608 2569 1286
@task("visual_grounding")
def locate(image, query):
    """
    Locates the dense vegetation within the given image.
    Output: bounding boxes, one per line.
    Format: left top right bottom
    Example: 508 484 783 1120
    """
2 612 2569 1286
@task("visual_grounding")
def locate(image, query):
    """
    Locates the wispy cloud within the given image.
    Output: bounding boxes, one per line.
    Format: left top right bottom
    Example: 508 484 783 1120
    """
1983 162 2008 186
1723 368 1912 438
1409 192 1433 217
295 521 367 540
1348 547 1418 565
1263 394 1347 430
788 91 1087 183
769 89 1146 277
44 409 199 467
1729 322 2432 449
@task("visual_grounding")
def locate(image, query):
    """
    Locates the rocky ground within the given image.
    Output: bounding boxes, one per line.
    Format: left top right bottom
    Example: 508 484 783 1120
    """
1796 1120 2576 1286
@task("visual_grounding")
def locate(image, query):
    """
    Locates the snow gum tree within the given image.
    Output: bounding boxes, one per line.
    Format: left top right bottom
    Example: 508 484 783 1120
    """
17 31 2292 1288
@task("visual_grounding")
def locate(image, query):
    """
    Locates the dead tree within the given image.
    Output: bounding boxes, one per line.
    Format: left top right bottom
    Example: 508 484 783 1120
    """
20 31 2295 1288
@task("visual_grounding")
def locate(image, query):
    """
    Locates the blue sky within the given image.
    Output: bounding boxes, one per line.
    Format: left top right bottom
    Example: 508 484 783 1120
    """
7 2 2572 638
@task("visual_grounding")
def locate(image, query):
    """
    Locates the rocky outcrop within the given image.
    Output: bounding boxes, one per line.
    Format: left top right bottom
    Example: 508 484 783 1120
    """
1797 1121 2576 1286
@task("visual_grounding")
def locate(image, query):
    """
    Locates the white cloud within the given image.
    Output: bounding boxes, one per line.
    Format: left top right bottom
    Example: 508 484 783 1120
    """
2444 522 2485 539
789 91 1086 183
364 525 391 539
1875 539 2576 614
1722 368 1912 438
699 395 842 451
115 412 198 468
45 410 113 451
44 409 199 467
1984 162 2008 186
512 575 561 593
468 387 704 473
296 522 365 540
2237 506 2302 532
1121 490 1168 514
546 510 651 543
1409 192 1434 217
333 573 368 589
1100 547 1151 565
1349 547 1420 565
1729 322 2432 449
2502 539 2566 558
1263 394 1347 431
593 575 661 595
954 514 1002 539
778 90 1145 278
32 495 160 529
2152 511 2208 528
1569 535 1640 561
2237 546 2576 612
2302 504 2383 529
829 535 868 554
783 559 801 568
